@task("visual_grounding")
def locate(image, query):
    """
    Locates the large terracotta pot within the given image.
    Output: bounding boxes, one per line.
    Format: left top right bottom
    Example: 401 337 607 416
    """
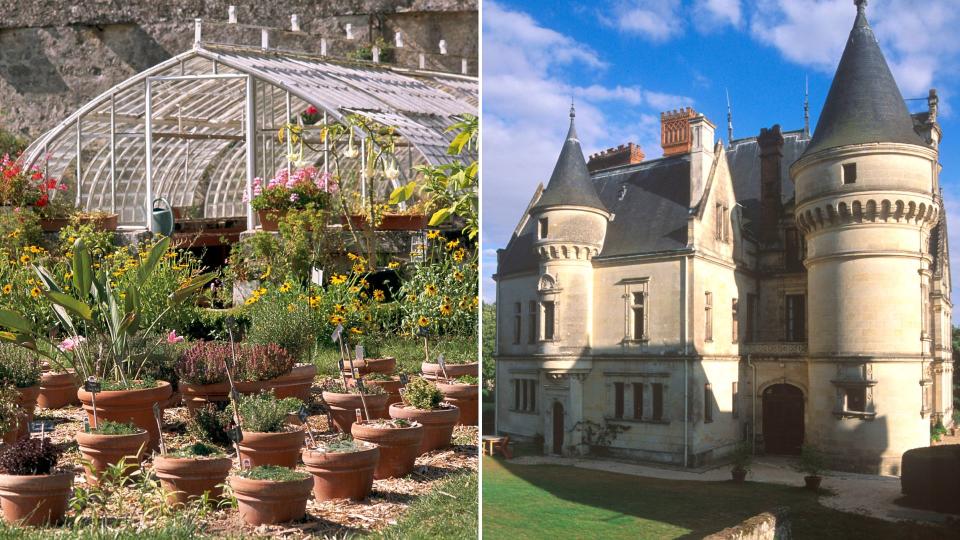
351 421 424 479
13 386 40 441
257 209 286 232
322 392 389 433
389 403 460 454
153 455 233 506
301 443 379 502
271 364 317 401
234 379 274 396
37 371 80 409
77 381 173 451
349 377 403 407
420 361 478 380
230 475 313 526
76 430 151 483
39 213 117 232
181 381 231 413
437 382 479 426
0 472 73 526
341 357 397 377
237 430 305 469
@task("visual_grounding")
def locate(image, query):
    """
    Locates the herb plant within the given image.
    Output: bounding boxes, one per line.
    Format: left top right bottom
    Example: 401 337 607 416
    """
238 392 303 433
238 465 309 482
0 344 41 388
404 377 444 410
0 438 65 475
92 420 142 436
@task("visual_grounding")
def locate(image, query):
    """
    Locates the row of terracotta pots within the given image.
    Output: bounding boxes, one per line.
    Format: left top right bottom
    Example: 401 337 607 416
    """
182 363 317 413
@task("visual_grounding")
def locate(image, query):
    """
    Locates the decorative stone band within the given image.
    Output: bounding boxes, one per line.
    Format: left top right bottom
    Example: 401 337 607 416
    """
536 242 601 261
795 194 939 234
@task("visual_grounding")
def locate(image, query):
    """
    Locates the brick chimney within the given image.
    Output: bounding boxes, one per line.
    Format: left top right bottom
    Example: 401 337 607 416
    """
660 107 697 156
587 143 645 172
757 124 784 245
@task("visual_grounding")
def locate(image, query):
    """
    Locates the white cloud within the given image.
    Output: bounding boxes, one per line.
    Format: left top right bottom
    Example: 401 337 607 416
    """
694 0 744 31
601 0 685 42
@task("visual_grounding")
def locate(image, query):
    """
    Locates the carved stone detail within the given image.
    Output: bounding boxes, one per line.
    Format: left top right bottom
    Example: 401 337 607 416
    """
796 197 939 233
538 243 600 261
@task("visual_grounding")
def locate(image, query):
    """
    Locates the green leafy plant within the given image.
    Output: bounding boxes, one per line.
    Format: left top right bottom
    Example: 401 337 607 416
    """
315 435 366 453
404 377 444 410
92 420 142 436
731 442 752 473
238 391 303 433
454 375 478 385
238 465 309 482
188 404 232 446
323 379 386 396
0 343 41 387
0 384 23 435
0 438 66 475
931 420 948 442
170 442 224 459
796 444 826 476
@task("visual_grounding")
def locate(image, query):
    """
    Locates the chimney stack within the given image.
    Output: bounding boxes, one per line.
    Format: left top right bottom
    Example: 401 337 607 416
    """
757 125 784 244
587 143 645 172
660 107 697 156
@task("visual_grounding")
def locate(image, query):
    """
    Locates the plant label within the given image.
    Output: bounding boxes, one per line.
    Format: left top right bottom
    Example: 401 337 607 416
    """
355 408 363 424
225 316 238 332
298 405 309 423
399 373 409 385
356 379 366 393
417 326 430 337
311 267 324 286
83 418 90 433
84 377 101 393
353 368 360 379
355 344 364 361
29 421 54 434
338 359 345 372
230 388 241 402
438 354 446 369
331 323 344 342
241 458 251 470
228 426 244 443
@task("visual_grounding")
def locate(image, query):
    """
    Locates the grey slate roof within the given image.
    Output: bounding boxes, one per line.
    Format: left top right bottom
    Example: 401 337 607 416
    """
802 2 925 157
530 111 607 213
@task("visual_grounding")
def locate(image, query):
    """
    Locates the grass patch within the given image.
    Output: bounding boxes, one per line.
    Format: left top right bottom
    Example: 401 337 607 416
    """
378 471 478 539
482 456 953 539
312 335 476 376
0 518 206 539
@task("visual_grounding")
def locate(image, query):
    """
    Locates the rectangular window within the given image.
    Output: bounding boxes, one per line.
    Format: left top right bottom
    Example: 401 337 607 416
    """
614 382 624 419
732 382 739 419
731 298 739 343
633 383 644 420
513 302 522 344
527 380 537 413
652 383 664 421
704 292 713 342
845 387 866 412
704 383 713 423
785 228 802 270
513 379 537 413
785 294 806 342
632 292 645 339
521 378 528 411
723 206 730 242
528 301 537 344
538 218 549 239
543 301 555 340
715 203 723 240
746 293 758 342
514 379 521 411
842 163 857 184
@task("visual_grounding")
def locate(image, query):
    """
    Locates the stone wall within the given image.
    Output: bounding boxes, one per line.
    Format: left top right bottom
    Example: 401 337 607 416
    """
703 507 792 540
0 0 477 139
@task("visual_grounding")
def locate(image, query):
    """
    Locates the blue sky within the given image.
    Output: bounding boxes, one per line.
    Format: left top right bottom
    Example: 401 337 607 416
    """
481 0 960 319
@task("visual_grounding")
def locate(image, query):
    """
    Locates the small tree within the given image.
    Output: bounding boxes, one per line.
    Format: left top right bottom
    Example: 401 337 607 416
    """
796 444 826 477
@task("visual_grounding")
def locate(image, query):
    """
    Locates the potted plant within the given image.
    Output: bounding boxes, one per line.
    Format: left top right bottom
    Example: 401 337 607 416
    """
351 418 423 479
0 344 42 441
153 442 233 506
730 442 751 482
437 374 479 426
421 357 478 381
0 154 65 215
342 356 397 377
301 436 379 502
389 377 459 454
349 372 403 407
229 465 313 526
321 380 389 433
75 420 150 484
176 341 233 414
0 385 23 445
37 362 80 410
250 167 334 231
233 343 298 397
796 444 826 490
236 391 306 469
0 438 72 526
267 363 317 402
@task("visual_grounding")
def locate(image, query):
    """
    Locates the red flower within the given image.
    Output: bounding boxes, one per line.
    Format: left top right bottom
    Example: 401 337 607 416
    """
35 193 48 207
305 105 318 116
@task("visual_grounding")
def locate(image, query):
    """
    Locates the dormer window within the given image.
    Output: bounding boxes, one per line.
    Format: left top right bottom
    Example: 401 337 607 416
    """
538 218 549 239
842 163 857 184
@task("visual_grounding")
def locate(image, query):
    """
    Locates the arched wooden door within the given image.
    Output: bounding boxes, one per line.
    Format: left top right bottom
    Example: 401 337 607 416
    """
552 401 564 455
762 384 804 455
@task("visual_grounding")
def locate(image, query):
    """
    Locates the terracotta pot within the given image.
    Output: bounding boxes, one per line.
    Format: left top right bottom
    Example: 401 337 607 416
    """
181 381 231 413
351 421 424 479
237 430 305 469
257 209 286 232
731 468 748 482
230 474 312 525
163 390 182 410
341 357 397 377
271 364 317 401
389 403 459 454
420 361 478 380
77 381 173 451
40 214 118 232
13 386 40 441
349 377 403 407
804 475 822 491
37 371 80 409
322 392 389 433
437 382 479 426
0 472 73 526
76 430 150 483
153 455 233 506
301 443 379 501
234 379 274 396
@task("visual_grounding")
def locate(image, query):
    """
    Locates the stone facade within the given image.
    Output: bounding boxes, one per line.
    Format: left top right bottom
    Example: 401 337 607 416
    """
0 0 477 138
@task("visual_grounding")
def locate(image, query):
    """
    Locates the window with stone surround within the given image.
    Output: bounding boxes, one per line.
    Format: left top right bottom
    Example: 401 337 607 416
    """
538 218 548 239
831 363 877 419
704 383 714 423
512 378 537 413
785 294 805 342
513 302 521 344
732 382 739 419
653 383 664 421
705 291 714 342
633 383 644 419
527 301 537 344
605 378 668 424
542 301 555 340
614 382 625 419
620 278 650 343
731 298 739 343
842 162 857 184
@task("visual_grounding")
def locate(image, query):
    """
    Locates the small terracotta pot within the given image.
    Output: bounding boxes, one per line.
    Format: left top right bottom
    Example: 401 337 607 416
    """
301 443 379 501
437 382 479 426
349 377 403 407
271 364 317 401
389 403 460 454
76 430 150 483
351 421 424 479
257 209 287 232
804 475 822 491
77 381 173 451
14 386 40 441
341 357 397 377
230 474 313 525
0 472 73 526
420 361 478 380
181 381 231 414
237 430 305 469
234 378 274 396
731 468 747 482
153 455 233 506
37 371 80 409
322 392 389 433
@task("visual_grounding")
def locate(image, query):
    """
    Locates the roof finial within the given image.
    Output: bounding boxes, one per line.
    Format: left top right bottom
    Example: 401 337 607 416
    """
803 75 810 138
855 0 867 14
570 97 576 120
725 88 733 146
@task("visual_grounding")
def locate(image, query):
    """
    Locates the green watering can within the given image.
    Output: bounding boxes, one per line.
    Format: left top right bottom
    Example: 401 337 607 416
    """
151 197 174 236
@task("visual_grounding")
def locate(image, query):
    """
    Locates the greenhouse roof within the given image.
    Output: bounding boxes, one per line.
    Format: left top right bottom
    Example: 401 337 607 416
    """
22 43 478 229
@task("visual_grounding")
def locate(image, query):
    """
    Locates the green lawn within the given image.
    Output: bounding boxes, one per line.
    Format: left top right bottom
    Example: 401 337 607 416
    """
482 457 953 539
379 471 478 539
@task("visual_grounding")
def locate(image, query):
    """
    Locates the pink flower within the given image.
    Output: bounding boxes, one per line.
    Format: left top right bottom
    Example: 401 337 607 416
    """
167 330 185 344
58 336 86 352
289 193 300 203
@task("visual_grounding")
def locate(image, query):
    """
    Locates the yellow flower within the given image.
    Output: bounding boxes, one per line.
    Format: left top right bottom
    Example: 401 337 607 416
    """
347 253 359 260
330 274 347 285
28 245 41 254
453 271 464 281
64 272 73 280
459 298 470 309
287 304 295 312
453 248 466 262
334 303 346 313
427 230 440 240
439 303 453 316
260 265 272 280
348 286 361 294
30 287 41 298
6 229 19 239
255 287 267 296
417 315 430 327
309 295 322 308
330 314 346 325
349 327 363 335
19 254 30 264
407 294 417 303
359 278 369 288
279 282 292 293
424 284 438 296
245 296 259 305
373 290 385 302
472 296 479 307
352 263 366 274
387 261 400 270
1 284 11 294
446 239 460 250
165 251 177 259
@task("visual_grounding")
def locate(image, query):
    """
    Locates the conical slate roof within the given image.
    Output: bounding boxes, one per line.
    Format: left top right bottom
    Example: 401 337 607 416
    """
531 106 606 212
802 0 925 157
